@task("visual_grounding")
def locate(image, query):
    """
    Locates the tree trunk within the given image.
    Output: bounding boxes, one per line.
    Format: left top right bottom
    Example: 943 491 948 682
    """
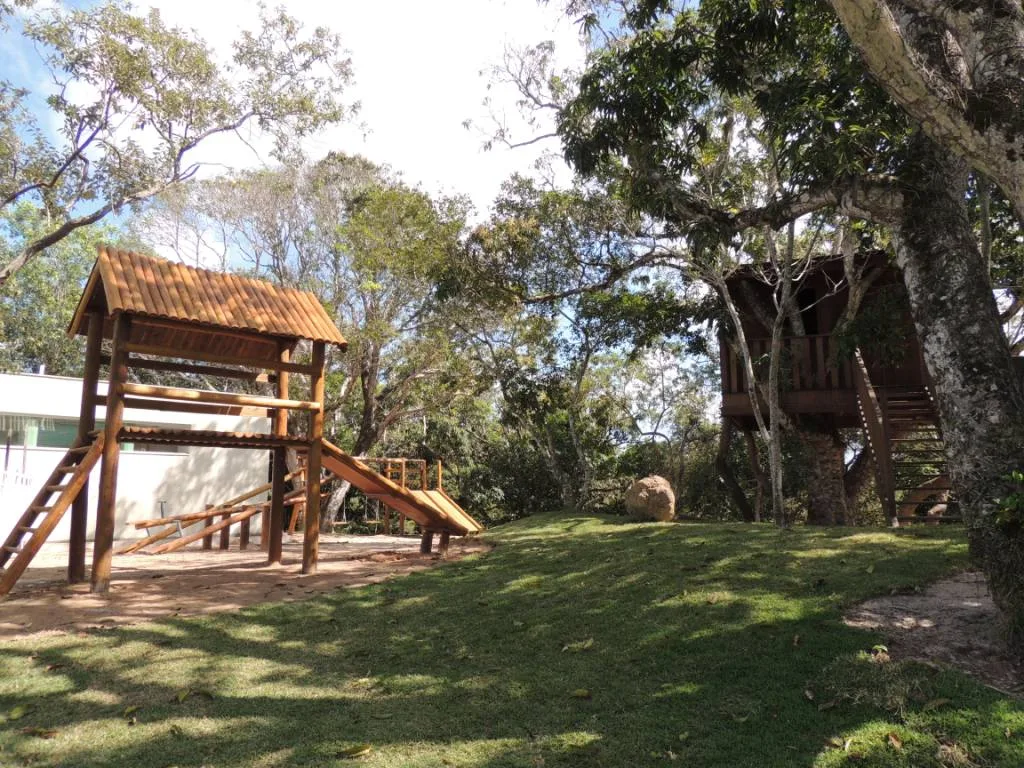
843 442 875 522
801 426 849 526
716 420 756 522
742 429 767 523
896 134 1024 648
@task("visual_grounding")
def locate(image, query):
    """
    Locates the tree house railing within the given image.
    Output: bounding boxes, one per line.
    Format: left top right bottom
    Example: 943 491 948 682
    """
721 334 854 395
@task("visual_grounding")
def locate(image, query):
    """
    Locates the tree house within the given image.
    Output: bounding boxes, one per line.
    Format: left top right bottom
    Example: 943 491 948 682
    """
718 253 954 524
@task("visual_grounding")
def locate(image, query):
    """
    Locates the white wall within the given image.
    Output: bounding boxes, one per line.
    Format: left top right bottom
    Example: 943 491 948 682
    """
0 373 271 541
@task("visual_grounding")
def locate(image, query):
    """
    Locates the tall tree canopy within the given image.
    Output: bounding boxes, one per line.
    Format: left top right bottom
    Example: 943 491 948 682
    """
0 0 353 285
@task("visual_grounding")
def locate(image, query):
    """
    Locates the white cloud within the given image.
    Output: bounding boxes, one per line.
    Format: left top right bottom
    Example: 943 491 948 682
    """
144 0 586 216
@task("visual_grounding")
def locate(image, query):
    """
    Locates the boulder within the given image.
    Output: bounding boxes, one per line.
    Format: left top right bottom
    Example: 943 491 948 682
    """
624 475 676 522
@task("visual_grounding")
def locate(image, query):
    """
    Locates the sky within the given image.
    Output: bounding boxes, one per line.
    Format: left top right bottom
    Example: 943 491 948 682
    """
2 0 585 216
143 0 587 216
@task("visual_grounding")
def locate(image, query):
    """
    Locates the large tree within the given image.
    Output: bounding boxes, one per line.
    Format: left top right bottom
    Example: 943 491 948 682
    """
826 0 1024 221
542 0 1024 644
0 1 353 285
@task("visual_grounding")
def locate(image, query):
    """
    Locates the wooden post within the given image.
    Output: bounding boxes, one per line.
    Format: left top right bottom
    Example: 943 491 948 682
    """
436 460 443 491
202 504 214 549
239 511 251 550
420 461 427 490
438 531 451 558
91 314 129 593
302 342 326 575
398 514 406 536
219 511 231 549
269 344 289 565
69 311 103 583
420 531 434 554
260 506 270 551
399 460 407 489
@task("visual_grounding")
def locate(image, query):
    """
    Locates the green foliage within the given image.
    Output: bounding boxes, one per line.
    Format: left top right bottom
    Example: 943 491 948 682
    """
0 204 117 375
0 0 353 282
995 470 1024 534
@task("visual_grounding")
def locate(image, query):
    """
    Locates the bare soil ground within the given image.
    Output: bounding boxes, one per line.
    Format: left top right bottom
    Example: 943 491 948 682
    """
845 570 1024 696
0 533 489 639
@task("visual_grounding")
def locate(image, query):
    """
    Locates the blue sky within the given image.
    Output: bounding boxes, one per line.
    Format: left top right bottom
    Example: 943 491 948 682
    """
1 0 587 217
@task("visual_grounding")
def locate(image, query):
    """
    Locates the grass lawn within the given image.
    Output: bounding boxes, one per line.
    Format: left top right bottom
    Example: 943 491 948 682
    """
1 514 1022 767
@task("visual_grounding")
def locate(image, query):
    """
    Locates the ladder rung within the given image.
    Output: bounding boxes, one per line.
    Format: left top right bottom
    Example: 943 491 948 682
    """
2 545 20 554
44 484 69 493
55 465 78 473
67 446 90 455
29 505 54 513
16 526 37 534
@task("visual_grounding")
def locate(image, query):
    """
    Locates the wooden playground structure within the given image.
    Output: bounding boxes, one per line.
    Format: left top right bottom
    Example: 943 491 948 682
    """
0 247 481 598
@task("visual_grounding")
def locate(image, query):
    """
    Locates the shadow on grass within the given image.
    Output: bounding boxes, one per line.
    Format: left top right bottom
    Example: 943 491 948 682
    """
0 514 1020 768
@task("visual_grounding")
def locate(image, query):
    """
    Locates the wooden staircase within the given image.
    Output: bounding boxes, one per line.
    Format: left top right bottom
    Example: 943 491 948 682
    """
852 350 957 526
0 435 105 597
880 386 957 523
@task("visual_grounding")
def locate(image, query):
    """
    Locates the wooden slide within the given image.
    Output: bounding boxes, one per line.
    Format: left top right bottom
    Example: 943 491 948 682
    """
320 440 482 536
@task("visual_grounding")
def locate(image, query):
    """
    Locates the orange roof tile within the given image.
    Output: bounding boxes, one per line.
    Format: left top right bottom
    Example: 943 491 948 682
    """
70 246 347 347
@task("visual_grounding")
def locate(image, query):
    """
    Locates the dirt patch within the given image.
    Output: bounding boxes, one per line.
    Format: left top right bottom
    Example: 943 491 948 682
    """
845 571 1024 696
0 533 490 639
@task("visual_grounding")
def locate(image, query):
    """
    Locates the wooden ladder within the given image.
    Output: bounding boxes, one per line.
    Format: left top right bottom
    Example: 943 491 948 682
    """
0 434 105 597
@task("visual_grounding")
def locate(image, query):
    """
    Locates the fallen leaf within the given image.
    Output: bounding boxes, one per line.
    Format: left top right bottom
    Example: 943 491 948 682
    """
866 564 875 574
44 663 67 672
804 688 815 702
887 732 903 751
123 706 140 717
338 744 372 759
792 634 801 647
571 688 592 700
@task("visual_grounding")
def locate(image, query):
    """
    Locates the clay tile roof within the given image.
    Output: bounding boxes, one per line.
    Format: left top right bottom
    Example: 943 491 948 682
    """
70 246 347 347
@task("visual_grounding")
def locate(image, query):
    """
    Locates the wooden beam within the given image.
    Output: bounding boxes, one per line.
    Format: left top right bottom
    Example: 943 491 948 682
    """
69 310 103 584
151 506 262 554
92 314 129 594
114 396 268 418
302 342 326 575
269 343 290 565
133 470 301 529
119 427 308 450
120 382 320 412
125 356 267 381
124 342 316 375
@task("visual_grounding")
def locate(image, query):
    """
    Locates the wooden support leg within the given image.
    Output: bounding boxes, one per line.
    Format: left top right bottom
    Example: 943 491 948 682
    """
91 315 129 594
420 531 434 554
70 310 103 584
302 341 326 575
219 512 231 550
239 513 251 550
438 531 451 558
269 447 286 564
383 507 392 535
261 507 270 552
398 514 406 536
202 507 215 549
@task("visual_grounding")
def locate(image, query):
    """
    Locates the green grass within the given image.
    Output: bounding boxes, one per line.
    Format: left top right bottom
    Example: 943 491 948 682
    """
0 514 1021 767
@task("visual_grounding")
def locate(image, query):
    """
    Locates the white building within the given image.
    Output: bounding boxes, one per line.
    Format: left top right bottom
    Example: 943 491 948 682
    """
0 371 269 542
